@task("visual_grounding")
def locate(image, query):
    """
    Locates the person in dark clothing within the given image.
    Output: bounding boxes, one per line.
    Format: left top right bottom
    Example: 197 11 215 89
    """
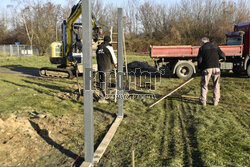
72 31 82 52
198 37 226 106
96 36 117 103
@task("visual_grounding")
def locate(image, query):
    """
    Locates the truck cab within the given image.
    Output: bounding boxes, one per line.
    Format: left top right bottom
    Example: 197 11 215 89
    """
234 22 250 56
150 22 250 78
233 22 250 76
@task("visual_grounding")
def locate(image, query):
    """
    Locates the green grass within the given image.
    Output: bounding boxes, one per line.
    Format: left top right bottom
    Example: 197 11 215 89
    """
0 55 56 68
0 55 249 166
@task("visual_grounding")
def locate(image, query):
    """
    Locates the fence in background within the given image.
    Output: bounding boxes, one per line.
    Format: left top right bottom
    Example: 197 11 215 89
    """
0 45 39 57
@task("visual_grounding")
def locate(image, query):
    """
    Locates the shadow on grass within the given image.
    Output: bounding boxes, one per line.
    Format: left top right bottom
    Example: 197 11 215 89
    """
187 121 204 167
29 120 84 167
1 79 69 102
182 107 205 167
93 117 118 151
94 107 116 118
23 79 71 93
0 65 40 77
221 71 248 78
130 70 173 78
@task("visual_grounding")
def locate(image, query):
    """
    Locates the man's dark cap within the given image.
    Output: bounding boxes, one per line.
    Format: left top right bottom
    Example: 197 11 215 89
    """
104 36 111 43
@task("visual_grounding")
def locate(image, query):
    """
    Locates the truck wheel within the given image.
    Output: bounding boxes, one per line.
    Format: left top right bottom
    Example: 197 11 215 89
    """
247 64 250 77
176 63 194 79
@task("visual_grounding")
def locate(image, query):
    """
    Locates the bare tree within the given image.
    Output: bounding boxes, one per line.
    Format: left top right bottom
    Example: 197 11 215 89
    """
138 2 155 38
1 0 249 54
0 10 8 44
20 6 35 48
123 0 140 38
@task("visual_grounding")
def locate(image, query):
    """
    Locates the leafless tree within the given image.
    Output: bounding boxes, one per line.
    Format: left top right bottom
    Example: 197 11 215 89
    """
1 0 249 53
0 11 8 44
138 2 155 38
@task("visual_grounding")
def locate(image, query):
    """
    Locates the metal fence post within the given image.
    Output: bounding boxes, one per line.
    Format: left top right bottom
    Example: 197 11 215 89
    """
117 8 124 116
17 45 20 57
82 0 94 165
3 45 6 56
10 45 12 57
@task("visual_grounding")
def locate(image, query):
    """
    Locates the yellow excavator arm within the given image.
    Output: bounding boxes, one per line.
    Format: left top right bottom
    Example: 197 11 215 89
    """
40 0 101 78
64 0 101 67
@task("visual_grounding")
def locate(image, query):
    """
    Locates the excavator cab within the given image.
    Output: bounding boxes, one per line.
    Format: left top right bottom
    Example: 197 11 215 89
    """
50 42 63 64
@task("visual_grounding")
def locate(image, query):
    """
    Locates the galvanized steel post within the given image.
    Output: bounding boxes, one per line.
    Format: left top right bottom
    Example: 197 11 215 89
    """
10 45 12 57
82 0 94 164
117 8 124 116
17 45 20 57
3 45 6 56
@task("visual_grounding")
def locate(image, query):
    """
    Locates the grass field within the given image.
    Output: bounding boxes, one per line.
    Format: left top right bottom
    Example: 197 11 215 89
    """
0 55 249 166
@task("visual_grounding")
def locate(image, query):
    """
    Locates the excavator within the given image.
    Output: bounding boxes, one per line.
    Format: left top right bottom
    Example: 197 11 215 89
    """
39 0 102 79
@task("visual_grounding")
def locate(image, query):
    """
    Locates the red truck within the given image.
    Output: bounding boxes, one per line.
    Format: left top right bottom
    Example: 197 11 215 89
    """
150 22 250 79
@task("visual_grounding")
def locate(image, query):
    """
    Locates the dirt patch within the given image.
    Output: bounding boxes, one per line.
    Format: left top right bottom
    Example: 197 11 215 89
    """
0 114 45 166
127 61 157 72
0 113 83 166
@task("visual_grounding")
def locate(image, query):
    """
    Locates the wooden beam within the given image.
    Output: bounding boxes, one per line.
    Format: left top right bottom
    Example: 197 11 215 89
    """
93 116 123 164
148 78 194 108
80 162 92 167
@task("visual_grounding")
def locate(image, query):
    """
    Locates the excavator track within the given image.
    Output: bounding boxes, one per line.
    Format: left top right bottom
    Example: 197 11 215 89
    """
39 67 74 79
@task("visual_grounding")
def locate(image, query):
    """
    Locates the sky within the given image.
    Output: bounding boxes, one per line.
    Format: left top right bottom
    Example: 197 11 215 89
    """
0 0 244 10
0 0 174 9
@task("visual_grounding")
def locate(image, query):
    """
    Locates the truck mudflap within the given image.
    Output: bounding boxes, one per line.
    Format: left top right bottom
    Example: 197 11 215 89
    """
39 67 74 79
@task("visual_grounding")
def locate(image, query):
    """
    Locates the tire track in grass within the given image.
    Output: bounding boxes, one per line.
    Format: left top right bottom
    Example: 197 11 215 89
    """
222 103 250 129
180 102 204 167
229 108 249 131
159 100 171 166
138 99 170 166
178 103 192 167
163 99 178 166
222 103 250 115
167 99 191 167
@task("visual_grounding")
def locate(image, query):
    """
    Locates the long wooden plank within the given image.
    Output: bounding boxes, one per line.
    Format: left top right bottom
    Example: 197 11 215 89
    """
80 162 92 167
180 95 199 99
148 78 194 108
93 116 123 164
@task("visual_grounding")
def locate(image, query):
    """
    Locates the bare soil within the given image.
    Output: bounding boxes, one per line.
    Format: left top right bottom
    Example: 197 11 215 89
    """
0 113 83 166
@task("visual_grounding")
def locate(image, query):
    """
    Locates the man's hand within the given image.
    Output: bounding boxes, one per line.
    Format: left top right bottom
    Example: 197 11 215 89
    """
114 64 117 68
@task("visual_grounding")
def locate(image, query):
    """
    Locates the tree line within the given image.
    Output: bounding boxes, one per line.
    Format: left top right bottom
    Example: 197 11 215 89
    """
0 0 249 54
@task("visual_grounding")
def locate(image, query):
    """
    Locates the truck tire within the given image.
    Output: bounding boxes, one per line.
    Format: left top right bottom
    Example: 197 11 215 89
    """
247 64 250 77
176 63 194 79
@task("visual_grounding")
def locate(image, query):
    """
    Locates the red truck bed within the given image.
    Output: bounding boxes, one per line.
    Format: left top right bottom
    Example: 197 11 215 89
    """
150 45 244 58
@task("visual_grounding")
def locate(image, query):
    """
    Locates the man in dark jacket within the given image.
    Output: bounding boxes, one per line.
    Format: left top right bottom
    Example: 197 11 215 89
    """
198 37 226 106
96 36 117 103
